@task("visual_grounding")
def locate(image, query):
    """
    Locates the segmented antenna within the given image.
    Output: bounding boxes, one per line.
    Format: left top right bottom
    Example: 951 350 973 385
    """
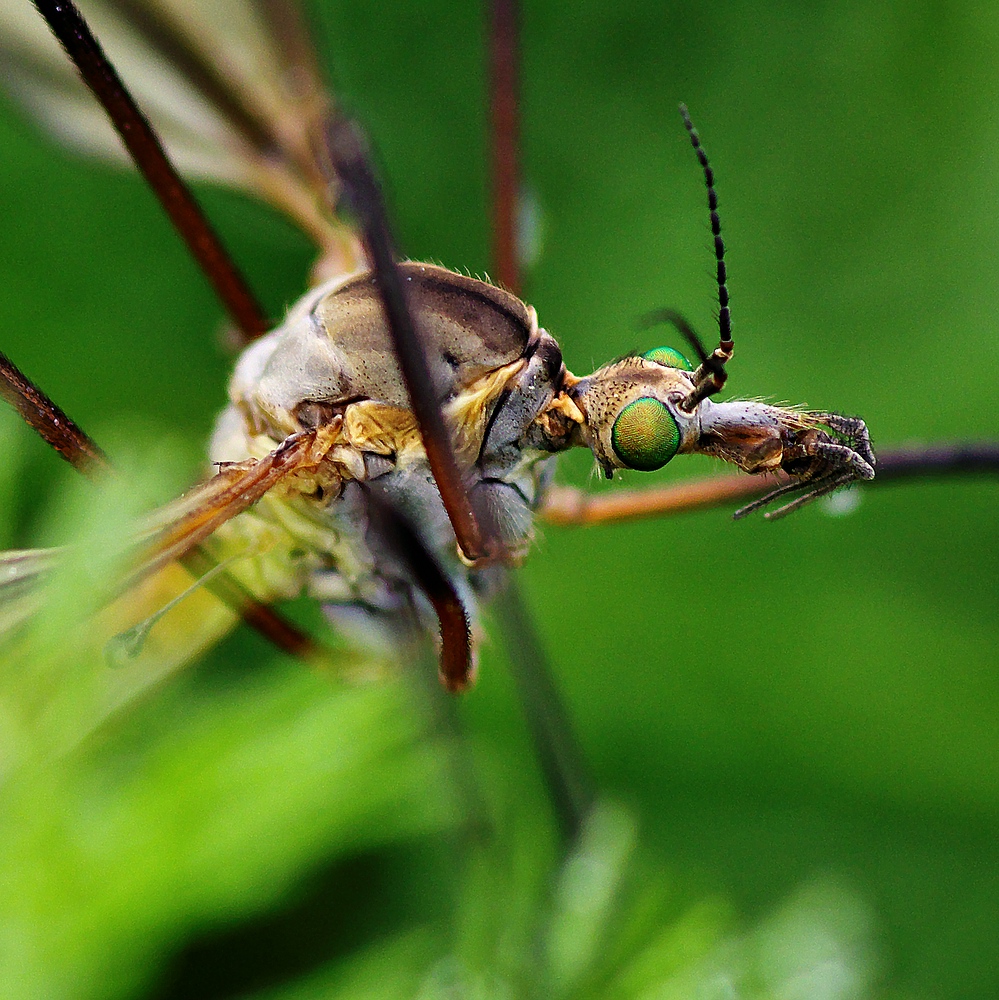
679 103 731 350
677 105 734 411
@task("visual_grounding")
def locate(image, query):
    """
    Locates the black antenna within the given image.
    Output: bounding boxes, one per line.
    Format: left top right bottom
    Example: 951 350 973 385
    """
679 103 731 350
678 104 734 411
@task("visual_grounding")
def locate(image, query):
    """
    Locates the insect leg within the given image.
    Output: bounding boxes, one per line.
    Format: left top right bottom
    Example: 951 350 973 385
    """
321 115 498 565
483 0 594 837
0 346 324 660
31 0 268 341
540 474 782 526
488 0 522 293
494 582 595 842
543 476 821 526
0 350 108 477
365 493 474 692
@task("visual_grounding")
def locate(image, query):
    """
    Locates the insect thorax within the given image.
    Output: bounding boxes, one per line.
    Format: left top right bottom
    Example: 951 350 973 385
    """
207 263 566 655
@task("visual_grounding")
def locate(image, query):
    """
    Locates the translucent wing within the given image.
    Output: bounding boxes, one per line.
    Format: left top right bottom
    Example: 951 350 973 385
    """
0 427 337 680
128 425 335 592
0 548 62 635
1 0 360 263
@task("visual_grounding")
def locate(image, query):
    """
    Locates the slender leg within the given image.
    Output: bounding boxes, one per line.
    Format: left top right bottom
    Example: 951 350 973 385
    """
488 0 522 294
485 0 596 839
494 582 595 843
32 0 268 341
365 494 474 692
321 115 496 566
0 347 322 662
0 350 108 478
540 474 779 526
541 442 999 528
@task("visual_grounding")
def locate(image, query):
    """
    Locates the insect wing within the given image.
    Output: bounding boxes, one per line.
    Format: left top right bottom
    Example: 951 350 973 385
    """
0 431 335 690
125 425 335 592
6 0 377 288
0 547 61 636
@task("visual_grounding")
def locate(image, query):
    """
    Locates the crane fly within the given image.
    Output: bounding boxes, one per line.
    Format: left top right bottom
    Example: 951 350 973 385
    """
0 0 875 697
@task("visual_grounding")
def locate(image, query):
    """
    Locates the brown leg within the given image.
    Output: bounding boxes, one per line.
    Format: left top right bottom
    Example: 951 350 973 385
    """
33 0 268 342
321 115 495 566
1 347 323 665
0 350 108 478
539 473 782 527
488 0 522 294
542 440 999 528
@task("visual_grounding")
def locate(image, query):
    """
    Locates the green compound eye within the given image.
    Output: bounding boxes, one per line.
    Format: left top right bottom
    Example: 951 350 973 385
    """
611 397 681 471
643 345 693 371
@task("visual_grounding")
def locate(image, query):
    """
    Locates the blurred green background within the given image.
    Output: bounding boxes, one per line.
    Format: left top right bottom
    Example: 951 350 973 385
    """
1 0 998 997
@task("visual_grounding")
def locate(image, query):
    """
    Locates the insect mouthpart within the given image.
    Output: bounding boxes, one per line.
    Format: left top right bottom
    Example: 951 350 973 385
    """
692 400 876 519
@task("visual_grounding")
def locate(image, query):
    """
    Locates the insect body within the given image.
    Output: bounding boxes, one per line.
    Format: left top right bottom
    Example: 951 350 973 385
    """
207 262 561 684
201 262 874 688
0 0 875 693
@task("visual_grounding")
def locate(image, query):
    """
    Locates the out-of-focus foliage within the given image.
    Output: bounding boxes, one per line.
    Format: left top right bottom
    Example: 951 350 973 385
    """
0 0 998 998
